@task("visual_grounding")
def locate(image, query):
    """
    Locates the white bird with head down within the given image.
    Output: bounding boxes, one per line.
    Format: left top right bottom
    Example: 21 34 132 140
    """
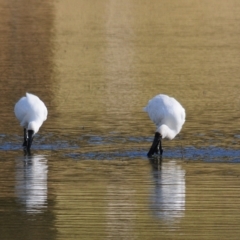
144 94 185 157
14 93 48 151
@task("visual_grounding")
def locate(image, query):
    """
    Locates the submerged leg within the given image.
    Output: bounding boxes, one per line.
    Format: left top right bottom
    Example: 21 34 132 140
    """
23 128 27 147
147 132 161 157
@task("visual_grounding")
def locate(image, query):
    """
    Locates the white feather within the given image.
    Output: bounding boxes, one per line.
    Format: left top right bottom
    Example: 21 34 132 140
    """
144 94 185 140
14 93 48 134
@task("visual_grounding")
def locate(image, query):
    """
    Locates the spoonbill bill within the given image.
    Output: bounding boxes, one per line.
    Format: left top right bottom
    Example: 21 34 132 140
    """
14 93 48 151
144 94 185 157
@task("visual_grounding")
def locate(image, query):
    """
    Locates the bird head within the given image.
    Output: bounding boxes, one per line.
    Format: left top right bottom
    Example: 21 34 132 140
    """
28 121 40 135
157 125 175 140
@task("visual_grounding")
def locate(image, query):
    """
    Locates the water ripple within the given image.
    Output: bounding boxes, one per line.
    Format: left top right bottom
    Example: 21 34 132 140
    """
67 147 240 163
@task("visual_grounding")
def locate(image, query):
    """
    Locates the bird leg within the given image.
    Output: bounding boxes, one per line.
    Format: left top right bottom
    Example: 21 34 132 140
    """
154 138 163 155
23 128 27 147
154 146 159 155
159 137 163 155
147 132 161 157
27 130 34 151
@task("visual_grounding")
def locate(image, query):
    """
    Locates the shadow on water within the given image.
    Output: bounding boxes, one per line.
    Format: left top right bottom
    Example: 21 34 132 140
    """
149 157 185 224
15 154 48 214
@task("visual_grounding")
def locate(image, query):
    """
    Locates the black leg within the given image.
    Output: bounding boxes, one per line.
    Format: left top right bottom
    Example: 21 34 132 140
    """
154 145 159 154
159 137 163 155
27 130 34 152
147 132 161 158
23 128 27 147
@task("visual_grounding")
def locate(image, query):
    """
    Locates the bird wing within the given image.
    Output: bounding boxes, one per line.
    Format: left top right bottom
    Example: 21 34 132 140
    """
144 96 166 126
14 96 29 124
26 93 48 121
144 94 185 130
15 93 48 127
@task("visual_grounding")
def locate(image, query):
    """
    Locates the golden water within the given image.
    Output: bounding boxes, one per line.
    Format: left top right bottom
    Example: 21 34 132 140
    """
0 0 240 239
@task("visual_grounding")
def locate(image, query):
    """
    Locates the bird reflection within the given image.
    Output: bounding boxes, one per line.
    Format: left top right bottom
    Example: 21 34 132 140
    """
149 157 185 223
15 154 48 213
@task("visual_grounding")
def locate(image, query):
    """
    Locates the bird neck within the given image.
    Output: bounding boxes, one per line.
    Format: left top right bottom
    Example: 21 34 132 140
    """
157 124 176 140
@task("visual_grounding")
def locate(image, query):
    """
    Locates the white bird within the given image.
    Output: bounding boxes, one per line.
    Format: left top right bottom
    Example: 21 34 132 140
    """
144 94 185 157
14 93 48 151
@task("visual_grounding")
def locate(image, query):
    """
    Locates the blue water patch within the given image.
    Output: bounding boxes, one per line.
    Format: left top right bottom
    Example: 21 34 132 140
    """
67 150 147 160
2 134 240 162
0 141 79 151
0 142 21 151
67 146 240 163
181 146 240 162
88 136 106 145
87 135 152 145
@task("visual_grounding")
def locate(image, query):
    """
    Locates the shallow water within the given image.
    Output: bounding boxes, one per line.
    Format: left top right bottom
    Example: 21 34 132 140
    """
1 0 240 239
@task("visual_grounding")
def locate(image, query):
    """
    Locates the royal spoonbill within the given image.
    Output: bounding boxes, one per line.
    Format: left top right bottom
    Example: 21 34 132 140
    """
144 94 185 157
14 93 48 151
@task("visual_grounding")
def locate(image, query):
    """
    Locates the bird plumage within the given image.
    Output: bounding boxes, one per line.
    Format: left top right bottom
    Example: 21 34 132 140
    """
144 94 185 156
15 93 47 128
14 93 48 151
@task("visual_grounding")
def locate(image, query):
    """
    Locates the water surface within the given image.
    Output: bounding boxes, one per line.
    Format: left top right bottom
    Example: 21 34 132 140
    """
0 0 240 239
